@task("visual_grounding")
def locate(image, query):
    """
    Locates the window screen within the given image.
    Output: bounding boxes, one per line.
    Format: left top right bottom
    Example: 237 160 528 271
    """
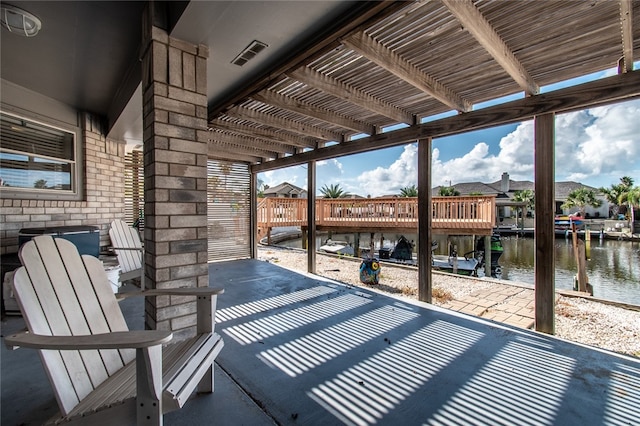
0 111 76 193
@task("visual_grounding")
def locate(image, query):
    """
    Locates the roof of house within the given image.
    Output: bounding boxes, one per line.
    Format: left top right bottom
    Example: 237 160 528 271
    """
433 178 601 202
487 180 534 192
554 181 600 199
263 182 307 195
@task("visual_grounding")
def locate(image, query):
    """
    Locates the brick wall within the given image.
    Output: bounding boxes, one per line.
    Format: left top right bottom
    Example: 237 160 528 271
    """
0 113 126 255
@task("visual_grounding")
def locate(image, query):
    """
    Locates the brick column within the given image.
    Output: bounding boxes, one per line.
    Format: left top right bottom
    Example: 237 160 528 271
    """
141 17 209 338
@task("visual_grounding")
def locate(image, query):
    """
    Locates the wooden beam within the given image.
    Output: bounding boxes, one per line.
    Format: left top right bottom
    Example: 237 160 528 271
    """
210 118 313 149
620 0 634 73
534 112 555 335
208 151 262 163
252 91 375 135
307 161 317 274
418 137 432 303
225 106 324 148
288 67 414 124
343 32 473 112
442 0 539 95
207 142 265 163
207 131 288 156
252 70 640 172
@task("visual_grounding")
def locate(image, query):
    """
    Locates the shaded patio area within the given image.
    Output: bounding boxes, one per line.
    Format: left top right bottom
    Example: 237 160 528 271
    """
212 260 640 425
2 259 640 425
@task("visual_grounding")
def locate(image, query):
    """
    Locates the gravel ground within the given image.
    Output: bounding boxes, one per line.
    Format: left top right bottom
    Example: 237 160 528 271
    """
258 245 640 358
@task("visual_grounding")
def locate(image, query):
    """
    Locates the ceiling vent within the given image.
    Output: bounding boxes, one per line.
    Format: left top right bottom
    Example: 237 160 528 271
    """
231 40 268 66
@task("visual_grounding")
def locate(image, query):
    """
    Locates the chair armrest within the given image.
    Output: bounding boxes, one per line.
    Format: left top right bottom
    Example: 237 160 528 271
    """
5 330 172 350
115 287 224 334
116 287 224 300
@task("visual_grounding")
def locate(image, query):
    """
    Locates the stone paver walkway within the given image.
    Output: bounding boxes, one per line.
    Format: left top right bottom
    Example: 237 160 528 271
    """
442 283 547 329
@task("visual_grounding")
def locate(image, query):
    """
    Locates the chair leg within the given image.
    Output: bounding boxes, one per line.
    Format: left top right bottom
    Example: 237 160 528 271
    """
196 294 216 394
137 346 163 425
197 364 214 394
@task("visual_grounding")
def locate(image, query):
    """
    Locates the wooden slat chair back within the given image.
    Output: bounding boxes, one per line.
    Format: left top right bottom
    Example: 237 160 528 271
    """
6 236 224 425
109 219 144 289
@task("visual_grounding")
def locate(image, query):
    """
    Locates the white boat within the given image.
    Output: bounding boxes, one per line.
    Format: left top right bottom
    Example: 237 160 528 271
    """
432 254 479 276
319 240 355 256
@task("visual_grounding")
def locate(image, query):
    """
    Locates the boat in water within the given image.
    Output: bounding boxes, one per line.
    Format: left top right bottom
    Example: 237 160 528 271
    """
432 254 479 276
473 233 504 277
319 239 355 256
378 235 481 276
385 234 502 277
336 233 503 277
554 214 583 231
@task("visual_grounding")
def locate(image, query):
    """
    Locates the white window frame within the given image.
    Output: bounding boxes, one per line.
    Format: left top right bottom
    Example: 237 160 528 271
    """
0 110 82 200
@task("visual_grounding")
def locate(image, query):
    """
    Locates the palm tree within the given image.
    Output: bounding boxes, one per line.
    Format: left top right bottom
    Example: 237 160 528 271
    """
257 178 268 198
512 189 534 227
320 183 349 198
561 188 602 217
619 185 640 227
627 186 640 206
438 186 460 196
399 185 418 197
513 189 535 210
620 176 634 189
599 176 634 219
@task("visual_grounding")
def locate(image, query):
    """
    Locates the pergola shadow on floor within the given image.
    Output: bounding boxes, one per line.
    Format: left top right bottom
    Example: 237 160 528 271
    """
2 259 639 425
212 260 639 425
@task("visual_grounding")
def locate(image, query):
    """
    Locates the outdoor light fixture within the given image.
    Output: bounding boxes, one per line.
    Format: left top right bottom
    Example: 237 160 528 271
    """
1 4 41 37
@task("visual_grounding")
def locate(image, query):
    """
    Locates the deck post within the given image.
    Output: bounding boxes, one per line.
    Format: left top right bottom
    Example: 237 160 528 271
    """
484 235 491 277
369 233 375 257
418 138 432 303
251 172 257 259
354 233 360 257
301 226 308 250
307 160 316 274
534 113 555 334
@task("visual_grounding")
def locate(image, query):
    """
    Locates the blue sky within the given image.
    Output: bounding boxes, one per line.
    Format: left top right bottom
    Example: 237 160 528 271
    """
259 67 640 197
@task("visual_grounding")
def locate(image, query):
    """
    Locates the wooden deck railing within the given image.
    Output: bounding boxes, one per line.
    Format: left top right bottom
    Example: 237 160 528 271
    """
257 196 496 233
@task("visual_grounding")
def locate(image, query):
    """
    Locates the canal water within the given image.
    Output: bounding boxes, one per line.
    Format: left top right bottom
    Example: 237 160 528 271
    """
276 232 640 306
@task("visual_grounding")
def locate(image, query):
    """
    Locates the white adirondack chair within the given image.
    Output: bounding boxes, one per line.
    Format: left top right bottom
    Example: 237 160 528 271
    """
109 219 145 290
5 236 224 425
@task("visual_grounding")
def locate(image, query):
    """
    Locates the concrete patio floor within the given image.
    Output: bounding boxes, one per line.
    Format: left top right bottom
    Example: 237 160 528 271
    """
2 258 640 425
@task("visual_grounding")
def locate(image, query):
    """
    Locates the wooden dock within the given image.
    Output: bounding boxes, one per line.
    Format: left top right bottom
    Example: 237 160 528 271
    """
258 196 496 238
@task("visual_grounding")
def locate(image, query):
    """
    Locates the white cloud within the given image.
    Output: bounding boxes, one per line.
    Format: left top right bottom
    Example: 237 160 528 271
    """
356 144 419 196
317 158 344 174
431 138 534 186
556 101 640 183
349 98 640 195
259 166 306 190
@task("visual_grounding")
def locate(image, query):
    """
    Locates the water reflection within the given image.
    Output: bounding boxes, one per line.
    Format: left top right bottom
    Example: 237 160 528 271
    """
498 237 640 305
